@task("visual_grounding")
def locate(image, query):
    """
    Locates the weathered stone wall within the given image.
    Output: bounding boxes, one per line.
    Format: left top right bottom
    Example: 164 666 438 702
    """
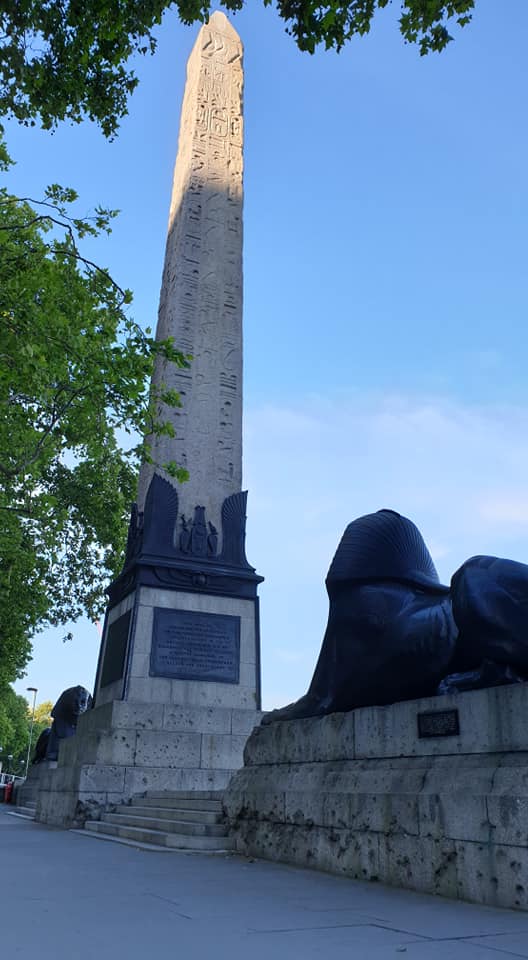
37 700 260 827
224 685 528 910
15 761 54 808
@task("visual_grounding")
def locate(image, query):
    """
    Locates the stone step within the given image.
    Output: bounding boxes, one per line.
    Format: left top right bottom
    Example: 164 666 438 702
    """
143 790 223 801
8 809 35 820
15 796 37 810
104 812 227 837
14 803 36 816
116 804 222 824
72 830 179 853
132 797 223 813
84 820 235 851
164 830 234 851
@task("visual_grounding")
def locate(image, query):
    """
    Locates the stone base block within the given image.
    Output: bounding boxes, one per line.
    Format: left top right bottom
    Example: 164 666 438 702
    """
224 684 528 911
96 586 261 711
36 699 260 828
15 761 54 807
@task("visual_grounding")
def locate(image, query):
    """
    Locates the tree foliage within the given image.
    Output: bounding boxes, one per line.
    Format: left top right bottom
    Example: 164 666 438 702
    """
0 692 53 768
269 0 474 54
0 142 189 683
27 699 53 760
0 687 31 768
33 700 53 727
0 1 475 136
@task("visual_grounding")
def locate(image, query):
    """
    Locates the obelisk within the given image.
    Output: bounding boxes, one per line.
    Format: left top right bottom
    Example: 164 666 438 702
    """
137 9 244 532
94 8 262 710
34 14 263 826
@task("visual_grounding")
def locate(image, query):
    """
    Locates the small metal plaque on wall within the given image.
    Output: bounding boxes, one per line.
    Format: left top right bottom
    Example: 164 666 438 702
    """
417 708 460 739
150 608 240 684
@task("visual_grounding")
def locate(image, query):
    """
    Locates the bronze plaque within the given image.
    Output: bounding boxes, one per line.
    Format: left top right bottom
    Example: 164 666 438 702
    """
100 610 131 688
150 608 240 684
417 709 460 739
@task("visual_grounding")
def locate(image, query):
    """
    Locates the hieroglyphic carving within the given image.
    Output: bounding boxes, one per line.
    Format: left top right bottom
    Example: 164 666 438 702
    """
137 12 244 547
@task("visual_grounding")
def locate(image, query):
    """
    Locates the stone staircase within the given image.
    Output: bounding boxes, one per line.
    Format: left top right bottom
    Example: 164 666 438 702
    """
80 791 235 852
9 798 36 820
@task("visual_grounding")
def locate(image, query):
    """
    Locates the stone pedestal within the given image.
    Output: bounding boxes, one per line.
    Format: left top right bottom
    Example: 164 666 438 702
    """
96 575 261 712
37 521 262 827
224 684 528 911
37 699 261 827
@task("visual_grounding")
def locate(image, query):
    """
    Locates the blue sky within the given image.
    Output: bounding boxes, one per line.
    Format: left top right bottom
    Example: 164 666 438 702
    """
9 1 528 710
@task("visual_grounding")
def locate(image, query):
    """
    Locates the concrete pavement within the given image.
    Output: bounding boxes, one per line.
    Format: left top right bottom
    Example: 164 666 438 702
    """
1 806 528 959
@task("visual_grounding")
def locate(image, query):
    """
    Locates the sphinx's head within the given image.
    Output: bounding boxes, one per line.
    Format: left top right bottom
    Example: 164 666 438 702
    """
326 509 448 595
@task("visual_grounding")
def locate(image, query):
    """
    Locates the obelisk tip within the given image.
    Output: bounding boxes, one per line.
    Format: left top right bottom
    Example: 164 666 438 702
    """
208 9 240 38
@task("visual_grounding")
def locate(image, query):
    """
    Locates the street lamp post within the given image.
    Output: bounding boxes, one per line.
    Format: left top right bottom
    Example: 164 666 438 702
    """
25 687 38 779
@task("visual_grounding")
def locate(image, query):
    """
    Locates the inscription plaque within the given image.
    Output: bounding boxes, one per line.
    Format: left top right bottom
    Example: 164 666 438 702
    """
417 709 460 739
150 607 240 683
100 610 131 688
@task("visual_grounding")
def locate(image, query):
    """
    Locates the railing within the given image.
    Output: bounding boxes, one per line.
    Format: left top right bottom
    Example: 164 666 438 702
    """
0 773 25 786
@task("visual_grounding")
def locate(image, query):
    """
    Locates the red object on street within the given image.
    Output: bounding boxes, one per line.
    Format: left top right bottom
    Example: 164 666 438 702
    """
4 781 14 803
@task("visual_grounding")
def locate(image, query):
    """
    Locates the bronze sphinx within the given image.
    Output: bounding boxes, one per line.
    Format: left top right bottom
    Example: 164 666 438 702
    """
263 510 528 724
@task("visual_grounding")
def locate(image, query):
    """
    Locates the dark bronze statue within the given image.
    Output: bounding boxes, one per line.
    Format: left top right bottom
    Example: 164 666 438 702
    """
46 685 93 760
262 510 528 724
33 727 51 763
451 555 528 675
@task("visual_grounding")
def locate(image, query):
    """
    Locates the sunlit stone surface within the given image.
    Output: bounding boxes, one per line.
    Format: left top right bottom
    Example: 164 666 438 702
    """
138 11 244 544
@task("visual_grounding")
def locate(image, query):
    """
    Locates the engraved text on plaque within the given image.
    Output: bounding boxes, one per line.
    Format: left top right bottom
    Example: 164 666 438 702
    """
417 709 460 739
150 607 240 683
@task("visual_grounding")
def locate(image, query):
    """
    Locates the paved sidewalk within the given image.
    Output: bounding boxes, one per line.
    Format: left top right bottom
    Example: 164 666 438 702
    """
1 806 528 959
